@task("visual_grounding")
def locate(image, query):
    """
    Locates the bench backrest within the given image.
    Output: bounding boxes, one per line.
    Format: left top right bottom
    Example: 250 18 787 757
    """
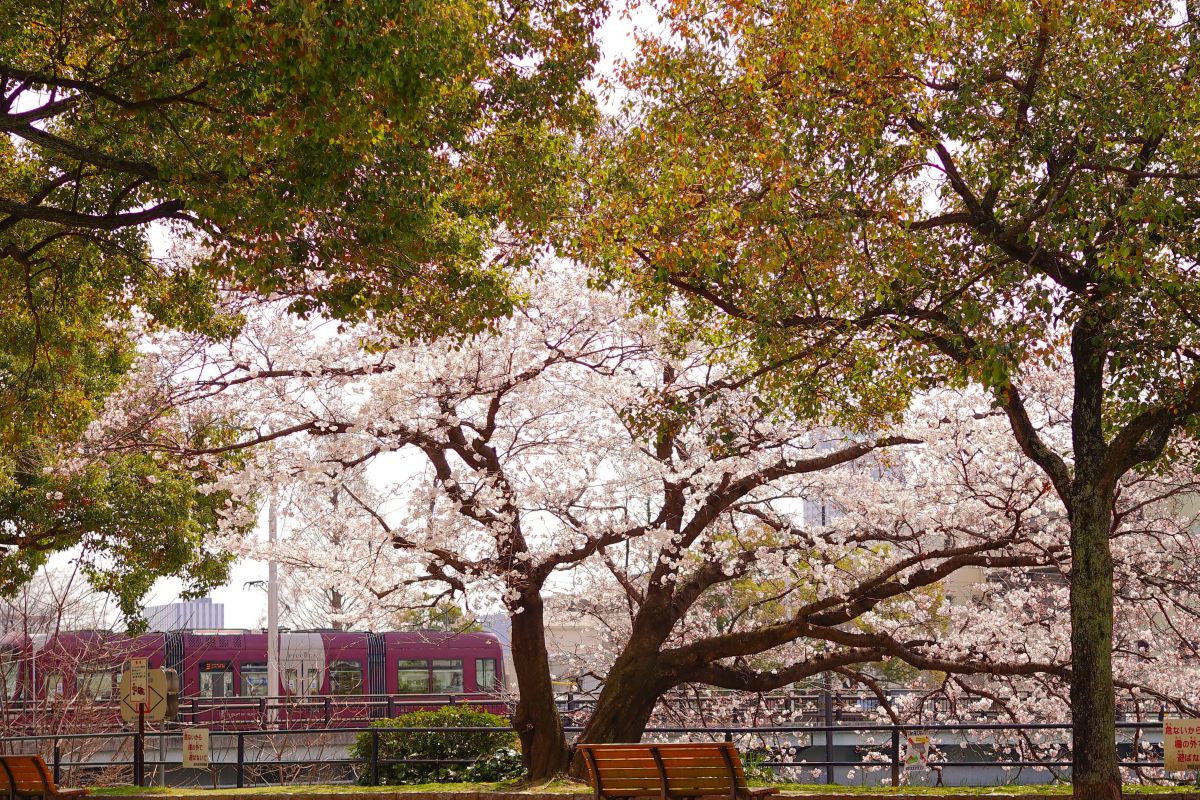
0 755 52 797
576 742 751 800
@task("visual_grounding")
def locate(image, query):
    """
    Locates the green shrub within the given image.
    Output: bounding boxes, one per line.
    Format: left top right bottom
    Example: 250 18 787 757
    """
350 706 522 785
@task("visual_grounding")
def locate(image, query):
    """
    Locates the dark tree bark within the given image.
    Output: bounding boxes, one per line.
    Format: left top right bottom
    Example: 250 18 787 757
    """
1065 324 1121 800
576 648 667 744
1066 495 1120 800
568 600 675 778
510 592 571 781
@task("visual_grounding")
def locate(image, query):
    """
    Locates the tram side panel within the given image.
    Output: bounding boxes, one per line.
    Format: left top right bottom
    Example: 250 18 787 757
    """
381 631 508 717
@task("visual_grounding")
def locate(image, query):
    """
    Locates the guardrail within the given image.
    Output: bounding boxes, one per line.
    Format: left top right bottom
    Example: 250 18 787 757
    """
0 694 514 732
2 688 1173 731
0 720 1178 790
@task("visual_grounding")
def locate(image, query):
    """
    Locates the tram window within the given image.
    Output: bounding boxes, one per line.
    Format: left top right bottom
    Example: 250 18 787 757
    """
330 661 362 695
199 662 233 698
44 671 64 699
475 658 499 692
79 668 115 700
396 660 429 693
284 668 299 695
0 652 18 698
241 663 268 697
307 667 321 694
431 659 463 693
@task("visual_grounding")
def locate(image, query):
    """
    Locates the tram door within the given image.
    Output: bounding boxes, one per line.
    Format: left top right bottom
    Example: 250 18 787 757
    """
279 632 326 698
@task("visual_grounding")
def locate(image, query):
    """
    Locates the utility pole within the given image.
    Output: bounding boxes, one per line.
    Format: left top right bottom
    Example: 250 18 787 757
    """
267 496 280 728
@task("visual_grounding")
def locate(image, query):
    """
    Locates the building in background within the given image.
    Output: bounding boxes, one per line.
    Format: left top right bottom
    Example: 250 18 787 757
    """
144 597 225 631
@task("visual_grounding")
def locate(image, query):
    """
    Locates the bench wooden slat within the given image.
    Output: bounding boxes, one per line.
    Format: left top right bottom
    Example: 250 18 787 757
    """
598 766 744 776
588 745 729 754
594 771 662 777
595 767 734 772
598 776 737 785
591 756 737 768
598 790 757 797
597 754 735 763
0 755 90 799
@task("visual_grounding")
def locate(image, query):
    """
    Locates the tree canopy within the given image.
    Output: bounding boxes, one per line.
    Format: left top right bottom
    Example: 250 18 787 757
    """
577 2 1200 795
0 0 603 611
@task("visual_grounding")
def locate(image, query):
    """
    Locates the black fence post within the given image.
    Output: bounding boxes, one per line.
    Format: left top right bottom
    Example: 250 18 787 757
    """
53 741 61 785
236 733 245 789
133 730 144 786
324 697 331 727
724 729 733 744
369 730 380 786
822 672 834 785
890 727 901 787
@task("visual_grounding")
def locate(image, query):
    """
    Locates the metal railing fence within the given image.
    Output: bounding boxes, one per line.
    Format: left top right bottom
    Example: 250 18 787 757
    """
0 693 512 732
0 688 1176 732
0 720 1183 790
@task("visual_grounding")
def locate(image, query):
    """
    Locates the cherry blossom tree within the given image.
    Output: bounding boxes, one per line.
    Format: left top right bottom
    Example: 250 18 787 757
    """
560 374 1200 784
108 271 1195 786
144 271 955 777
147 272 1154 778
136 270 1200 782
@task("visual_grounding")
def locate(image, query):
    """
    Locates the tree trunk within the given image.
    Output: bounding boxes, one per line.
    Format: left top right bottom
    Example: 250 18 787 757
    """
1069 494 1121 800
569 647 667 777
1068 322 1122 800
581 649 665 740
509 593 570 780
569 599 680 777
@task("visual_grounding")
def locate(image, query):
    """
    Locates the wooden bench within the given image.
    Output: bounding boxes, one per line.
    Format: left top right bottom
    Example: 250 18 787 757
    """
0 755 89 800
576 742 779 800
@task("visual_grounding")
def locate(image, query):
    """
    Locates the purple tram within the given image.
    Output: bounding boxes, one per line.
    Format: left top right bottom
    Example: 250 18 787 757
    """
0 629 507 730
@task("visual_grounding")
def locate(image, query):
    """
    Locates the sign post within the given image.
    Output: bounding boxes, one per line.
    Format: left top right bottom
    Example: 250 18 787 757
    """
120 668 178 724
120 664 180 786
136 704 145 786
1165 718 1200 773
127 658 149 786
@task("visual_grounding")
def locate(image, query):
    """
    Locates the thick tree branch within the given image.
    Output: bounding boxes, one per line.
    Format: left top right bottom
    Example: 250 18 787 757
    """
0 197 186 231
996 383 1074 504
7 122 158 178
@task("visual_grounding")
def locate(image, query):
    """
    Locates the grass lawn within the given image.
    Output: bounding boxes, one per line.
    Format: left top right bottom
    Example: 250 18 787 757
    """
89 780 1200 796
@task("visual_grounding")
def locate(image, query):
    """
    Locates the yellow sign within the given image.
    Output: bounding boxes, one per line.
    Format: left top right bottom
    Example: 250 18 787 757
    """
119 667 179 723
182 728 210 768
128 658 149 706
1165 718 1200 772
